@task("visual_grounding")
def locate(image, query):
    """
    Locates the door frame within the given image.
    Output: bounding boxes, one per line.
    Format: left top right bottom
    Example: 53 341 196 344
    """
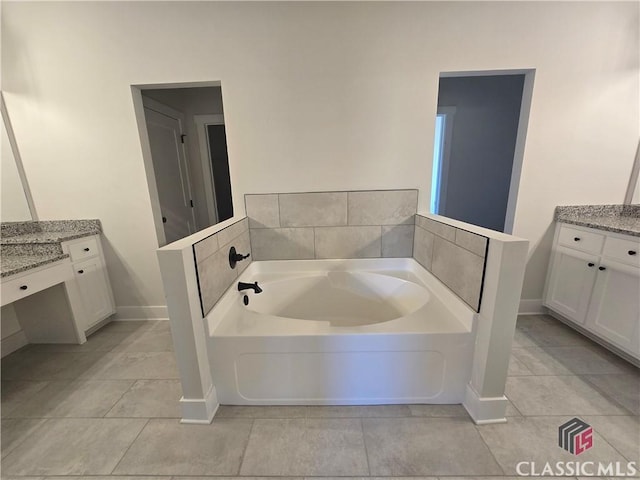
432 106 456 215
438 68 536 234
131 81 221 247
194 114 225 226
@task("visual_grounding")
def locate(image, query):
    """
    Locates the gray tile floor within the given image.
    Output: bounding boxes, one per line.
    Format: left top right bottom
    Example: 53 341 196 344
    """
1 314 638 478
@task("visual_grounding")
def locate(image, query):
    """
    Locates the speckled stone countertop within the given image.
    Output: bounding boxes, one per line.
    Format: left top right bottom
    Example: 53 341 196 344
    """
1 253 70 278
1 220 101 278
555 205 640 237
1 220 101 244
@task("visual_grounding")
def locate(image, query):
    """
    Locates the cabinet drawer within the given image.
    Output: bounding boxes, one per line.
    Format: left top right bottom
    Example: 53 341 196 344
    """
558 225 604 254
602 236 640 267
67 237 99 262
1 261 71 306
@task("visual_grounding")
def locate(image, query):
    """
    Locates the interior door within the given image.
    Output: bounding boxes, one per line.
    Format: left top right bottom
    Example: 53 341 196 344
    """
144 106 195 244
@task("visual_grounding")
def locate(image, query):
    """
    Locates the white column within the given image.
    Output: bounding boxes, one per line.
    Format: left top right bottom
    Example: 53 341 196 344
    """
157 247 218 424
463 237 529 424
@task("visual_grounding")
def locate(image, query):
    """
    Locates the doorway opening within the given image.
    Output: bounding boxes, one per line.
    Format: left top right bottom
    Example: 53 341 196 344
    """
132 82 233 246
431 70 535 233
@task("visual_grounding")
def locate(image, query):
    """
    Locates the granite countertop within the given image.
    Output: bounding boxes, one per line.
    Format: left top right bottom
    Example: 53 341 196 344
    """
1 220 101 244
1 220 102 278
555 204 640 237
1 253 70 278
0 229 101 244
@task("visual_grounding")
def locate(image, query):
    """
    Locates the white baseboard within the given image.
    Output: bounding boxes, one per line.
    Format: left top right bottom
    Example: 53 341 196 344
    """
1 330 28 358
179 385 219 424
519 298 543 315
113 305 169 321
463 384 508 425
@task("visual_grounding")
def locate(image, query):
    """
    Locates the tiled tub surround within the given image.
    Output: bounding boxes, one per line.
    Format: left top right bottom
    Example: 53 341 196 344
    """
159 202 528 424
413 214 488 312
193 218 252 316
555 204 640 237
246 190 418 260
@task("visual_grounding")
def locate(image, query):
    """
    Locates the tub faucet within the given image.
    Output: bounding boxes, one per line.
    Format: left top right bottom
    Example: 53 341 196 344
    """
238 281 262 294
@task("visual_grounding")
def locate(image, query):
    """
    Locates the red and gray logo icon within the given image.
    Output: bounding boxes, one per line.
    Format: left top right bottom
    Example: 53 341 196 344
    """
559 417 593 455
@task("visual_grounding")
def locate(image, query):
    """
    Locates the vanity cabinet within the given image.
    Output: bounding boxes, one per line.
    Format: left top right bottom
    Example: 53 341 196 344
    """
585 259 640 354
544 223 640 360
544 246 599 324
63 235 115 331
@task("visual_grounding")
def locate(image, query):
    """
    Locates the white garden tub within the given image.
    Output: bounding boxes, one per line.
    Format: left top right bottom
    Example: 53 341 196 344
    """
206 258 477 405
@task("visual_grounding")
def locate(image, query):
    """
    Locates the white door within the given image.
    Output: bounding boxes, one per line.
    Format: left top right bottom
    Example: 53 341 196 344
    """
144 104 195 244
585 259 640 355
544 246 598 324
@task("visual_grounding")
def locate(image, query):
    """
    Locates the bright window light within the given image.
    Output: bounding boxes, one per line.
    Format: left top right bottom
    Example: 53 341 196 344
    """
431 114 446 214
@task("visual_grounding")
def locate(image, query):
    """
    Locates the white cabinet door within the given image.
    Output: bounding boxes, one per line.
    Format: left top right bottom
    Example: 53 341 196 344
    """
544 246 599 324
585 259 640 355
73 257 114 329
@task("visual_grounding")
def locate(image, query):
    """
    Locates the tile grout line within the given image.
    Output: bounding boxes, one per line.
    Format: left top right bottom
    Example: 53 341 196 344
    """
236 418 256 476
473 421 507 476
101 378 137 418
359 417 372 477
277 193 282 228
578 374 638 416
1 417 54 462
312 226 317 259
108 417 150 475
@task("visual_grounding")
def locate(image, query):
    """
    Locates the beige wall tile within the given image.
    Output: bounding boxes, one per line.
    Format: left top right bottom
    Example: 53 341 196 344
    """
217 218 248 247
413 226 435 270
431 236 484 310
197 249 238 315
415 214 430 230
279 192 347 227
418 216 456 241
455 229 488 257
245 194 280 228
314 226 381 259
348 190 417 225
381 225 414 258
250 228 315 260
193 234 218 264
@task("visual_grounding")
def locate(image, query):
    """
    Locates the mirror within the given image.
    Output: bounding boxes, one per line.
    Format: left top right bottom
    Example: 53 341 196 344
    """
1 93 36 222
136 85 233 246
624 140 640 204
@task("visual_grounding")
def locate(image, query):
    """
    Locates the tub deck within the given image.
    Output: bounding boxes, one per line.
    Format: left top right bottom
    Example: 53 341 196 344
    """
206 258 476 406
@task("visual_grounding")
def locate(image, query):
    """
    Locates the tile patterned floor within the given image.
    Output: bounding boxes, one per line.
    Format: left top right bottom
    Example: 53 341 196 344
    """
1 314 638 479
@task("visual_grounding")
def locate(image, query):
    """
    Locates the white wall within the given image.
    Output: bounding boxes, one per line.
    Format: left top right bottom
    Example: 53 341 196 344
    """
2 2 638 312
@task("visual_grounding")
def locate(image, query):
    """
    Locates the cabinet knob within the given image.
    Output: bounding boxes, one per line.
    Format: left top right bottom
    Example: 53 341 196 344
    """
83 247 90 252
19 285 28 290
598 266 606 271
78 269 84 274
587 262 595 267
574 237 581 241
629 250 637 256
